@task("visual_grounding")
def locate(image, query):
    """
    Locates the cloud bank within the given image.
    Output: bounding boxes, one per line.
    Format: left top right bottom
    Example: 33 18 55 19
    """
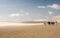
37 4 60 9
37 6 46 8
47 4 60 9
48 11 54 15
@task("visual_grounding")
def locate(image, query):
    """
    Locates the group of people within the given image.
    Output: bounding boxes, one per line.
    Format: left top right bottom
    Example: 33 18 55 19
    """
44 21 57 25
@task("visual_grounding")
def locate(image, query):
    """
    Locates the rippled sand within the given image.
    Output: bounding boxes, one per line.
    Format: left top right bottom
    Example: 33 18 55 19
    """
0 23 60 38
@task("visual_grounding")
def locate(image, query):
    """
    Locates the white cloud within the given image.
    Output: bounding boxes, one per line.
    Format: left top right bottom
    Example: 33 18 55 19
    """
37 4 60 9
25 13 29 16
9 13 29 17
48 11 53 15
9 13 20 17
47 4 60 9
37 6 46 8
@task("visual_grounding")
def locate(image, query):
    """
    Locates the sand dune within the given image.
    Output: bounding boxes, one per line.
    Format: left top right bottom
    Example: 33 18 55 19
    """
0 23 60 38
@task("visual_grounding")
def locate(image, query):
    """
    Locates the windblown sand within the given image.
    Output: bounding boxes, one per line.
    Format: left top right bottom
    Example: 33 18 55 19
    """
0 23 60 38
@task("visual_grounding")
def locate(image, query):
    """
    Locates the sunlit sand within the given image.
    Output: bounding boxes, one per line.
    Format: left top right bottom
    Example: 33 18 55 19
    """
0 22 60 38
0 22 43 27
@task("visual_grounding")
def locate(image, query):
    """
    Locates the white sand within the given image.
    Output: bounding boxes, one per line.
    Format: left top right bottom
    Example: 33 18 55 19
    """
0 22 44 27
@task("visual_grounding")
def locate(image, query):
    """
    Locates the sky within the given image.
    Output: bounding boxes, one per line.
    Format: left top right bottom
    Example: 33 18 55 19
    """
0 0 60 22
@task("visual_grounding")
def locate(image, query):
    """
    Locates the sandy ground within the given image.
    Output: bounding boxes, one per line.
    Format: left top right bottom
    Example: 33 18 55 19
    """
0 23 60 38
0 22 43 27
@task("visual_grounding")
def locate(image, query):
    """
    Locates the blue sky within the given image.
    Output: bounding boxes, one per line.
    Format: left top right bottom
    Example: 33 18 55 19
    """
0 0 60 22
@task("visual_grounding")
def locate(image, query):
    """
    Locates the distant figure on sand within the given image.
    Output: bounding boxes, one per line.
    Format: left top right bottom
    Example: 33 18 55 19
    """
48 22 50 25
55 21 57 25
44 22 46 25
51 22 55 25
